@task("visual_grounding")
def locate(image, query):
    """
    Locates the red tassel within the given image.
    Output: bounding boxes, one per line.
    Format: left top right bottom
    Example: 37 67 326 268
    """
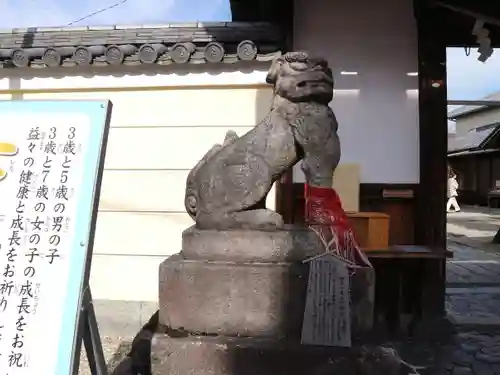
305 184 371 267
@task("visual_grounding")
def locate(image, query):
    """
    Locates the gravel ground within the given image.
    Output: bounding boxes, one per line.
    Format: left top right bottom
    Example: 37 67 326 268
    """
77 336 131 375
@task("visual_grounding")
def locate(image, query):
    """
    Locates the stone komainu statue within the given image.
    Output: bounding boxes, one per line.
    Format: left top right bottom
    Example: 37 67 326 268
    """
185 51 341 230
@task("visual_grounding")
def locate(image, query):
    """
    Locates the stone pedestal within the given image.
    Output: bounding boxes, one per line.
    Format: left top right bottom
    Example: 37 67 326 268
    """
151 226 374 375
181 225 325 262
158 256 308 338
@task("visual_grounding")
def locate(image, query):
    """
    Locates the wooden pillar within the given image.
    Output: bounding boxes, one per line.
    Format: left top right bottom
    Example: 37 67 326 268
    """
414 1 448 316
230 0 263 21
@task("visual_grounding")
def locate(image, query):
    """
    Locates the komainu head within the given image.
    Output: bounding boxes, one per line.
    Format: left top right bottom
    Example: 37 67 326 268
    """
266 51 334 104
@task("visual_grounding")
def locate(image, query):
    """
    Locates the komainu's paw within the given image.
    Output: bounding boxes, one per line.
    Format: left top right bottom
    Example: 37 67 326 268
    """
197 209 284 230
229 209 284 230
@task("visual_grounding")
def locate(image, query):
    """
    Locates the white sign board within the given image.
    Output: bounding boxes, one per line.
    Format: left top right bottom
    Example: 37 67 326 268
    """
301 254 351 347
0 100 111 375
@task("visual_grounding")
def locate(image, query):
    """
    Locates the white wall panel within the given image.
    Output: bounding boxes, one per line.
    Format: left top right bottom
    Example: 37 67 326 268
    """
22 88 273 128
293 0 419 183
99 170 277 213
99 170 189 212
93 211 193 257
103 126 254 170
90 254 163 301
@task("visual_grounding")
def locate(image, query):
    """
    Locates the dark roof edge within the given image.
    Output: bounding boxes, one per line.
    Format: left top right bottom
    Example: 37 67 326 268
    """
448 148 500 157
447 123 500 154
481 122 500 148
449 105 495 120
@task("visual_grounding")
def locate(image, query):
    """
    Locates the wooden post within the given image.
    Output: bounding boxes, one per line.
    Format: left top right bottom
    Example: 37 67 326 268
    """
414 0 449 316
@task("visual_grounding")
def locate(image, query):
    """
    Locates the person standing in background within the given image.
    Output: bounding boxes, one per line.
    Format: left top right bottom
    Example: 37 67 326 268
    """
447 171 460 213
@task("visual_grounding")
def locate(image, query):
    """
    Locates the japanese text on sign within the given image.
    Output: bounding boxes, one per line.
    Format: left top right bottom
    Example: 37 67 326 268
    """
0 113 90 374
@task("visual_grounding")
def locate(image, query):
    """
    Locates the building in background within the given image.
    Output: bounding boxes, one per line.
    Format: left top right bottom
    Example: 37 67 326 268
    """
448 92 500 205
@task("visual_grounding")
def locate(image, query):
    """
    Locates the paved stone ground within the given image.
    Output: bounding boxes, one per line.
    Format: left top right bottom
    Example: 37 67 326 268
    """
77 206 500 374
432 207 500 375
447 207 500 254
378 241 500 375
446 237 500 289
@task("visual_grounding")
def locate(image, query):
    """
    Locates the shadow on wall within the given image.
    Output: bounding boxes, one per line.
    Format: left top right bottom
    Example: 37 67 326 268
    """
9 77 22 100
4 60 275 103
255 84 277 208
255 82 273 123
5 61 270 81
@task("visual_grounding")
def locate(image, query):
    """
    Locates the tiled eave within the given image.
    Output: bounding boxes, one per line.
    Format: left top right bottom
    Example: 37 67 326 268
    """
0 22 283 70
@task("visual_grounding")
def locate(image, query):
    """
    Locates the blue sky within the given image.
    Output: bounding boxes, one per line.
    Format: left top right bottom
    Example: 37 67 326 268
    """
447 47 500 100
0 0 232 27
446 47 500 132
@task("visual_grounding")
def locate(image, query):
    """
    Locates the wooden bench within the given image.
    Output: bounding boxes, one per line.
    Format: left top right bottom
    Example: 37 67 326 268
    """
366 245 452 335
367 245 452 259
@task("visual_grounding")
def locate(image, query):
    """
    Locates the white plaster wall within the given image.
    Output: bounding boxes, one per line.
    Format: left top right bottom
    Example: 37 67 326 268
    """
293 0 420 183
14 65 275 301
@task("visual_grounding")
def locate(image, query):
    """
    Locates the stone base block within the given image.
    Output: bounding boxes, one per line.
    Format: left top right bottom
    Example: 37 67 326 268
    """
158 255 308 339
181 225 324 262
150 334 344 375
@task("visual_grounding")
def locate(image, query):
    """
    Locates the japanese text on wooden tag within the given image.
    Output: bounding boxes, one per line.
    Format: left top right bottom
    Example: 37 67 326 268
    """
301 254 351 347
